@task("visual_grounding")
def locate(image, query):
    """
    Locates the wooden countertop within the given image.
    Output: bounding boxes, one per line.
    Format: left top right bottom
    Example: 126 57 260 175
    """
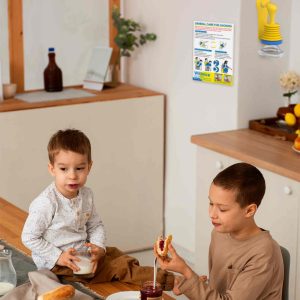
0 197 174 299
191 129 300 182
0 84 163 113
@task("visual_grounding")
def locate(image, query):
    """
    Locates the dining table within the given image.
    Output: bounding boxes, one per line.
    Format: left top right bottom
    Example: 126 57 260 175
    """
0 197 175 299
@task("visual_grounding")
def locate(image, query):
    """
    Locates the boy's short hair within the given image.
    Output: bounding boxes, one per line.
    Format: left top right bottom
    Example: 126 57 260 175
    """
212 162 265 208
48 129 92 164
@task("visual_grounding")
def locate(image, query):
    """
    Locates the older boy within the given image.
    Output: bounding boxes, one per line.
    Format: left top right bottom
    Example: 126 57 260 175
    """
22 129 174 289
156 163 284 299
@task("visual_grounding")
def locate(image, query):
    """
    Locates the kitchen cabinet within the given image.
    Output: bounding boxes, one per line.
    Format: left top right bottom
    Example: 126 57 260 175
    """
0 84 165 252
192 129 300 299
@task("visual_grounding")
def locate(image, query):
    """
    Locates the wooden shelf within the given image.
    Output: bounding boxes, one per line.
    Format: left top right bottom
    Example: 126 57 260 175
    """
0 84 163 113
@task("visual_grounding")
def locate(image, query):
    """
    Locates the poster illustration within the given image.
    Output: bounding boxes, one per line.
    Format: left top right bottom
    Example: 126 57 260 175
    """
193 21 234 86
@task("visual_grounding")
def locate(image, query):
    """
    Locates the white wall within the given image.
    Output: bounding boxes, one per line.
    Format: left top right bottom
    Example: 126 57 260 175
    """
23 0 108 90
0 0 109 89
124 0 293 260
238 0 291 127
124 0 241 259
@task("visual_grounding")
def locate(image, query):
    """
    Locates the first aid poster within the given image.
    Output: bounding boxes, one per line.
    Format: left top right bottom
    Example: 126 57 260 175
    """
193 21 234 86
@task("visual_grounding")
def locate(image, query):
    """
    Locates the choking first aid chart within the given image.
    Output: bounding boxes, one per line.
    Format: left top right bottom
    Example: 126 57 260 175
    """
193 21 234 86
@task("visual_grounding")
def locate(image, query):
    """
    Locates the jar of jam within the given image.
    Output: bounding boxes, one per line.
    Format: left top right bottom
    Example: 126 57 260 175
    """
140 281 162 300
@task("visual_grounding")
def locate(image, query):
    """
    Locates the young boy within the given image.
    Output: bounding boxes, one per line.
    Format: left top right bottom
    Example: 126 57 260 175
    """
155 163 284 299
22 129 174 289
22 129 106 273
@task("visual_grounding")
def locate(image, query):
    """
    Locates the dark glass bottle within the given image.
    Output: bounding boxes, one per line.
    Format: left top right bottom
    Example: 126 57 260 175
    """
44 48 63 92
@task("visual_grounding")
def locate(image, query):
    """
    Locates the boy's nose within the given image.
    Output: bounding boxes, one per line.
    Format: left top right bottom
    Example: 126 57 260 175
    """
68 170 77 179
209 207 217 219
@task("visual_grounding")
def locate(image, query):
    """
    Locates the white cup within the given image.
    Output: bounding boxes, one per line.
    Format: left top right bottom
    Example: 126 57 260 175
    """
3 83 17 99
73 247 93 275
74 255 93 275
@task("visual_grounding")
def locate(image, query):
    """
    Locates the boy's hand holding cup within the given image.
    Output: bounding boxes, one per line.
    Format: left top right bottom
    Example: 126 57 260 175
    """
56 248 80 272
85 242 106 273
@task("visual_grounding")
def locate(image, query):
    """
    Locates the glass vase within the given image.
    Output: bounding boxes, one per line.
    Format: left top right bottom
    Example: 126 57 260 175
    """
0 249 17 296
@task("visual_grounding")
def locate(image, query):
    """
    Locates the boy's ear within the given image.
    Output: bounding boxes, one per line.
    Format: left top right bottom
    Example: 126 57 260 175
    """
245 203 257 218
88 161 93 172
48 163 55 176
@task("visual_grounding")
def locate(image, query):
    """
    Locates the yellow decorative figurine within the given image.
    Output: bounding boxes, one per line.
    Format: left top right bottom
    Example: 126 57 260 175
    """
256 0 283 57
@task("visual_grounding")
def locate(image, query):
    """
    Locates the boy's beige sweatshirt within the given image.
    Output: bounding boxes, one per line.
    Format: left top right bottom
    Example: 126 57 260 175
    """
178 229 284 300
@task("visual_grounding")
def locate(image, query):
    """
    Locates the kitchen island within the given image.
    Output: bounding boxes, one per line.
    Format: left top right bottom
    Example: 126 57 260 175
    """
191 128 300 299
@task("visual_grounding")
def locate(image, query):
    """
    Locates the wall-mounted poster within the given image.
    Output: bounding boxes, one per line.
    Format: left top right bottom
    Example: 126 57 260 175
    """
193 21 234 86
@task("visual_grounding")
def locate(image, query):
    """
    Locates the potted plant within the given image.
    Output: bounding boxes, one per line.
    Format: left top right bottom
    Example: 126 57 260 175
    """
279 71 300 106
107 7 157 86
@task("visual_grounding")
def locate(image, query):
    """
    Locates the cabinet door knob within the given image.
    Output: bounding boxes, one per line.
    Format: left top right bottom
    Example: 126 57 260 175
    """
215 161 224 170
283 186 292 195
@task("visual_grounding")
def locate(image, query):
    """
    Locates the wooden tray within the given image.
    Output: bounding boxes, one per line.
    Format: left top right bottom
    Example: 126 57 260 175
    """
249 117 297 142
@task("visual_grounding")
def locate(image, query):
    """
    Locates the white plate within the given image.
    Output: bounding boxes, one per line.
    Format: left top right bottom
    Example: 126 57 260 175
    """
106 291 140 300
292 146 300 154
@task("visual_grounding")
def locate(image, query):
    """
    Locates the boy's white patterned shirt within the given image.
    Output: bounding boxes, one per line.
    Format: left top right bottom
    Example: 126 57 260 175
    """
22 182 106 269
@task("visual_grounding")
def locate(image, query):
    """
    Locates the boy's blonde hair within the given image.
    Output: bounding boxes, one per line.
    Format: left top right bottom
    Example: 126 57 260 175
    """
48 129 92 164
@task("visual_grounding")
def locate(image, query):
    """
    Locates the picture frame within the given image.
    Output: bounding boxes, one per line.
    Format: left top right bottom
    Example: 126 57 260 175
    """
83 47 112 91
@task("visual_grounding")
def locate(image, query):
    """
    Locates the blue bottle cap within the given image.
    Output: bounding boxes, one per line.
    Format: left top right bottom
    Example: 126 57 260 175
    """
48 47 55 52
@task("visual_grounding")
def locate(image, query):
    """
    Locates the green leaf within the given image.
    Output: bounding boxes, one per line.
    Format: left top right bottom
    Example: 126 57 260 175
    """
283 90 298 97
